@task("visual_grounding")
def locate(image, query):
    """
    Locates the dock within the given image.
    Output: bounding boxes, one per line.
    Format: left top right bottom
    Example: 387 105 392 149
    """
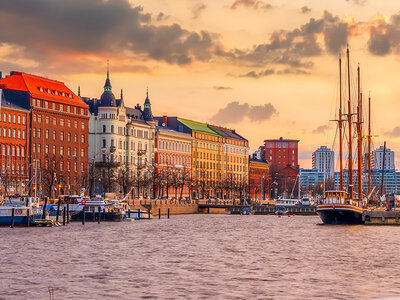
363 210 400 225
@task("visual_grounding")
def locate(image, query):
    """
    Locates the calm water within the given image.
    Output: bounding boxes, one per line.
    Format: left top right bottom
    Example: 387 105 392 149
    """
1 214 400 299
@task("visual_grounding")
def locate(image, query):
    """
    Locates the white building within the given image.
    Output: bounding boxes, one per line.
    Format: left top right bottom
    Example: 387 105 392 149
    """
83 70 155 194
312 146 335 179
373 145 395 171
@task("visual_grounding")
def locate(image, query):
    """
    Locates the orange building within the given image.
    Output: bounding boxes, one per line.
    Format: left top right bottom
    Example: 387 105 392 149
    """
0 89 30 195
0 72 89 197
248 158 269 200
155 122 192 199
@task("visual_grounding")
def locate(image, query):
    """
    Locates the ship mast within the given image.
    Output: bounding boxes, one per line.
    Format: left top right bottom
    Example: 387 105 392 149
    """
368 94 372 195
347 46 354 198
339 56 344 191
356 65 363 200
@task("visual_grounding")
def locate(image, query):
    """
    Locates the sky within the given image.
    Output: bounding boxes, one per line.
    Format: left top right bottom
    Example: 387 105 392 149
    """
0 0 400 169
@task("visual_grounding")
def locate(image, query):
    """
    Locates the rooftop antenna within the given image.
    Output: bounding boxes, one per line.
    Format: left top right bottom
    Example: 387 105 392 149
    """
78 86 81 97
107 60 109 79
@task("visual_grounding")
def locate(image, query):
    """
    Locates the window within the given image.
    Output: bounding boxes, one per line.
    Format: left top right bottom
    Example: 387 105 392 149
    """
53 131 56 140
45 130 49 139
60 146 64 156
81 149 84 157
22 116 26 125
38 115 42 123
102 139 106 148
60 104 63 111
45 145 49 154
81 122 85 130
38 129 41 138
17 116 21 124
46 117 49 124
67 147 71 156
81 135 85 144
68 133 71 142
111 125 114 133
74 134 77 143
102 125 106 133
53 118 57 125
68 120 71 127
53 145 56 155
74 121 78 129
60 132 64 141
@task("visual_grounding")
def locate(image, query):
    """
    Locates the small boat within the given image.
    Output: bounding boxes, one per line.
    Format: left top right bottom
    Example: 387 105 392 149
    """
275 207 287 216
0 195 41 226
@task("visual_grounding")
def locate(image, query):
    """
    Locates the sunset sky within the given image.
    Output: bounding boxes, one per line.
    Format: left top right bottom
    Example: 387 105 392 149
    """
1 0 400 169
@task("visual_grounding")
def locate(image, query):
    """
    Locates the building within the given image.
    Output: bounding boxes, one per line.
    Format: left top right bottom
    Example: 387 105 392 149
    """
252 145 265 161
271 165 299 198
248 158 269 200
312 146 335 178
0 89 30 195
0 71 89 197
264 137 299 168
208 125 249 199
155 121 192 199
155 116 224 199
372 146 395 171
299 168 325 194
83 71 156 196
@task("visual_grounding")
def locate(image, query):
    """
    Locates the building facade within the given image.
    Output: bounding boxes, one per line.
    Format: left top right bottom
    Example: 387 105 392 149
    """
0 89 30 195
248 158 269 200
209 125 249 199
312 146 335 178
299 168 325 193
264 137 299 168
155 122 192 199
0 72 89 197
372 146 395 171
83 72 156 196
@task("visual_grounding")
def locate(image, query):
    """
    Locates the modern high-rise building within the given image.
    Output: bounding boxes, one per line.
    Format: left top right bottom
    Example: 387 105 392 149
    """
312 146 335 178
372 146 395 171
264 137 299 168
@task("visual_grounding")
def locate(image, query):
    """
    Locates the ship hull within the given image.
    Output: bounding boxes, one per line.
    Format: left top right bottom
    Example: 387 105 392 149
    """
317 205 364 225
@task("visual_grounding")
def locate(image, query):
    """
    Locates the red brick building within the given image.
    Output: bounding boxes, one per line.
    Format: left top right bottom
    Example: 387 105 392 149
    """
0 72 89 197
0 89 30 195
155 123 192 199
272 165 299 198
248 158 269 200
264 137 299 168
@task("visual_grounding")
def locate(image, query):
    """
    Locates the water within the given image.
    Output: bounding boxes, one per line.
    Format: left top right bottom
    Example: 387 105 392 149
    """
1 214 400 299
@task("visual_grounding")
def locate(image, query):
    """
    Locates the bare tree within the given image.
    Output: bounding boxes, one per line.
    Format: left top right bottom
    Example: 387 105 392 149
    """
41 154 64 198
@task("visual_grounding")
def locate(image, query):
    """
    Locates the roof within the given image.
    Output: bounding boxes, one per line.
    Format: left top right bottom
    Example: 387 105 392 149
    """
0 72 88 109
156 126 192 139
177 118 221 136
265 137 299 143
208 124 247 142
0 89 29 112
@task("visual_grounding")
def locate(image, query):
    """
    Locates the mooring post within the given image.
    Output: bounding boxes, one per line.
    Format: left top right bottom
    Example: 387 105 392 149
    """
27 209 30 227
11 208 15 228
98 206 101 224
82 207 85 225
138 208 141 219
159 208 161 219
63 207 66 225
56 199 60 223
66 200 70 224
148 209 151 220
128 209 131 218
168 208 170 219
42 197 48 220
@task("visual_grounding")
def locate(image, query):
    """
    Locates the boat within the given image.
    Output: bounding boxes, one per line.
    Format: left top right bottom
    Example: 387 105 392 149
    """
0 195 41 226
317 47 372 225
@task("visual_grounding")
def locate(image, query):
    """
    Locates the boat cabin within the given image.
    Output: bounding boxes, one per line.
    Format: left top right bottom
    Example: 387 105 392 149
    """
276 198 299 206
323 191 348 205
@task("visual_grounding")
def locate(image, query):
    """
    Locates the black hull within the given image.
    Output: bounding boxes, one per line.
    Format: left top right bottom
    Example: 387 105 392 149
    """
317 209 364 225
71 211 123 222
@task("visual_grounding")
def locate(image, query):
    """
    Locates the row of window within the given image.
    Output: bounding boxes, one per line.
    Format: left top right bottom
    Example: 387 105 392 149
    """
32 143 84 158
102 125 152 139
33 114 86 129
33 129 85 143
195 132 222 143
32 98 87 116
102 139 149 152
1 163 25 175
1 145 25 157
158 140 191 153
0 127 26 139
1 113 26 125
158 153 190 167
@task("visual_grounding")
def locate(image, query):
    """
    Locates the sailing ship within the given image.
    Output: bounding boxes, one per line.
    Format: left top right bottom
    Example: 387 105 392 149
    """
317 47 373 225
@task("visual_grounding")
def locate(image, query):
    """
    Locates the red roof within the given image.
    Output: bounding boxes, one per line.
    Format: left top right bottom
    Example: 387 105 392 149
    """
0 72 88 109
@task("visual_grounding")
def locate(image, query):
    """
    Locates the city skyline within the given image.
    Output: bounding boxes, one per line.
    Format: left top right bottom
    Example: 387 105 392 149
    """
1 0 400 169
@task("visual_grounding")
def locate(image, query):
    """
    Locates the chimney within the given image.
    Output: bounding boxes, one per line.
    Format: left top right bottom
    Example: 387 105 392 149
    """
0 72 2 79
162 115 168 127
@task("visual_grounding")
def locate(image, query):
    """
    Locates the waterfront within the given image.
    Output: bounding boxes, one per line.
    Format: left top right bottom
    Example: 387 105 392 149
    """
1 215 400 299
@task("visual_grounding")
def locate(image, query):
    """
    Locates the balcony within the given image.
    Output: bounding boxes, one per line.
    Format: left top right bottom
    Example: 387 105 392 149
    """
137 150 147 156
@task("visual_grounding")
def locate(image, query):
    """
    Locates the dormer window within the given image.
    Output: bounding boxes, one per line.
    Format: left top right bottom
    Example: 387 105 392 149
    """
39 87 43 92
55 91 58 96
69 93 73 98
62 92 65 97
47 89 51 94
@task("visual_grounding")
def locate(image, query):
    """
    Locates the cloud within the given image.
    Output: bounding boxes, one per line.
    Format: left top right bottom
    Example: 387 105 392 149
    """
346 0 367 5
300 6 312 14
312 125 329 134
239 69 274 78
384 127 400 137
0 0 222 72
277 68 310 74
368 13 400 56
225 10 358 70
213 86 232 90
192 3 206 19
156 12 170 21
210 101 277 124
231 0 272 10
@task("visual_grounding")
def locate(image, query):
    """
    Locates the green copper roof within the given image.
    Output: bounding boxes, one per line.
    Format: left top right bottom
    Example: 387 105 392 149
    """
177 118 221 136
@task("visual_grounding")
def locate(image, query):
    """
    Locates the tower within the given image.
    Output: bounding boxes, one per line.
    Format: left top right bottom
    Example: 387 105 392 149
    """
142 88 154 121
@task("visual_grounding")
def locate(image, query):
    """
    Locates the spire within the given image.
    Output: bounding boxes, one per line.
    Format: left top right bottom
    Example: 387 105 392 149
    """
78 86 80 97
143 87 153 121
104 60 112 92
146 87 149 100
120 89 123 99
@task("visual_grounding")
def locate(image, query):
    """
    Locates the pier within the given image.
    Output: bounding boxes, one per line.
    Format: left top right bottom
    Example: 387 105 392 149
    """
363 210 400 225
